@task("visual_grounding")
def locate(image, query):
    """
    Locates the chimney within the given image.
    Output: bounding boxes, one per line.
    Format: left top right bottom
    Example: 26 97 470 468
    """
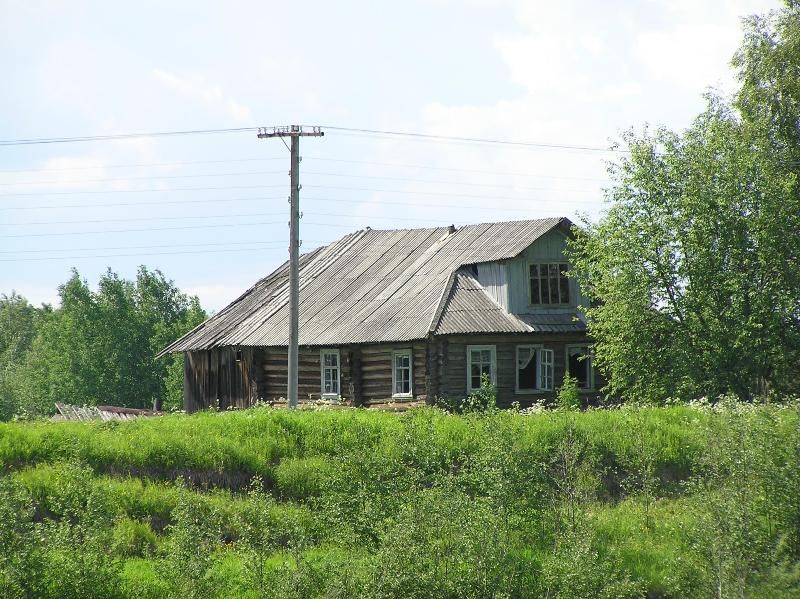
448 224 456 234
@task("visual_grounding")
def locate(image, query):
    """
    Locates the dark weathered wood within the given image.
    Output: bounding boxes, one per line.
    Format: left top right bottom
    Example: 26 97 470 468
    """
349 346 363 407
434 332 600 407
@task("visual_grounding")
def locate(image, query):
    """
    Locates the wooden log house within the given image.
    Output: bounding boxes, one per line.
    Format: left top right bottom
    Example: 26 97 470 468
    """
159 218 601 410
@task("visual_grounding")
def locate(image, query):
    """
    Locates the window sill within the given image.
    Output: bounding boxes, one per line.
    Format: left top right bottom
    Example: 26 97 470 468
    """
515 389 551 394
392 393 414 399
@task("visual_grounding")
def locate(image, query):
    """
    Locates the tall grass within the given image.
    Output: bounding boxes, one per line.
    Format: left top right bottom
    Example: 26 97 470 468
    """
0 402 798 597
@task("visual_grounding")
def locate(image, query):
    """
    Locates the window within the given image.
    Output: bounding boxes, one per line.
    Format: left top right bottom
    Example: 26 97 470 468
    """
516 345 554 392
392 349 413 397
566 345 593 390
320 349 340 397
467 345 496 392
529 263 570 305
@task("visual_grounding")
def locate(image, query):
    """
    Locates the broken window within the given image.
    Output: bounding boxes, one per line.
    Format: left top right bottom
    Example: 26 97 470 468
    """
516 345 554 391
566 345 593 389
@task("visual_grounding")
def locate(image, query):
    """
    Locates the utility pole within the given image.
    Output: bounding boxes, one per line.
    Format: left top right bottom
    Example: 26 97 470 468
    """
257 125 324 408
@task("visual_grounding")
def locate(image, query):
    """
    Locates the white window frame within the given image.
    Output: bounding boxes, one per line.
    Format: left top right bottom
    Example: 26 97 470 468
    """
515 345 554 393
391 349 413 398
320 348 341 398
565 344 594 391
466 345 497 392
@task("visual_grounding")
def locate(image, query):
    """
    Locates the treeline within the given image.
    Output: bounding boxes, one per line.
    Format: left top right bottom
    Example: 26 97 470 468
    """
0 267 206 420
571 4 800 403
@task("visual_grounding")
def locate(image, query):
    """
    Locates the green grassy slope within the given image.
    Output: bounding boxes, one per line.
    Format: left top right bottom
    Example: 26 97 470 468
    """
1 403 798 598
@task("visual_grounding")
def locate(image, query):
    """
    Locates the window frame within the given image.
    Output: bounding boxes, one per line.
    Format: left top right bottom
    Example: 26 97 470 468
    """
565 344 594 391
515 344 554 393
528 262 571 306
391 349 414 398
319 348 341 399
466 345 497 393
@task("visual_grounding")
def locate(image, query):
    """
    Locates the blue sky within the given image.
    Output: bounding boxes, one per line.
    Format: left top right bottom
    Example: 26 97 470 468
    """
0 0 779 310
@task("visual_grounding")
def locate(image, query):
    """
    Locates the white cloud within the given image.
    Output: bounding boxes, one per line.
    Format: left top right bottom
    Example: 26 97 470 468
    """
151 68 254 124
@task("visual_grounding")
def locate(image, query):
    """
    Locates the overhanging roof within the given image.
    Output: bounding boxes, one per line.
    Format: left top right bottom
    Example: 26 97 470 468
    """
160 217 572 352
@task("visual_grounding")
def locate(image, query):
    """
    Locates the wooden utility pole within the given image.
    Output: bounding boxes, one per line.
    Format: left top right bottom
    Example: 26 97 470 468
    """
257 125 324 408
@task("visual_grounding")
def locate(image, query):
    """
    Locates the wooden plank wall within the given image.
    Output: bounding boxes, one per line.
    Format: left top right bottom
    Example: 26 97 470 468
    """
435 333 601 407
184 342 432 411
184 348 259 411
259 343 428 405
261 347 355 402
360 342 427 404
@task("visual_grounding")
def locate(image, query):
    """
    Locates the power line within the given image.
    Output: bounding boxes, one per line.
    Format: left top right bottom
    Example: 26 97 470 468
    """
1 220 285 238
1 211 287 227
0 183 286 198
302 170 600 192
321 125 623 153
0 244 294 262
0 191 602 215
0 127 260 147
303 184 598 200
308 156 608 181
0 156 285 175
0 124 622 154
0 239 290 254
0 195 281 212
0 168 603 191
0 170 288 187
0 154 607 182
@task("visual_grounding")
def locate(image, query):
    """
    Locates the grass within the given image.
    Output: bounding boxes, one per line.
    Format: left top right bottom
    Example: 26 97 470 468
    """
0 402 798 598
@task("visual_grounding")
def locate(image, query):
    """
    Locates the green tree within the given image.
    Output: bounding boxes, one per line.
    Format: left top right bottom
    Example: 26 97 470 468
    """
570 4 800 403
13 267 205 416
0 293 48 420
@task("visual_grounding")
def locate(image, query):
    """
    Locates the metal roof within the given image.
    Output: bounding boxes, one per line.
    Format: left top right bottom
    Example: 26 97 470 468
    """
434 270 586 335
161 217 573 352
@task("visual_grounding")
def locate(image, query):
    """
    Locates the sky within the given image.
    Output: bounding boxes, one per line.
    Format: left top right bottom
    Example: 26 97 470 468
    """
0 0 781 311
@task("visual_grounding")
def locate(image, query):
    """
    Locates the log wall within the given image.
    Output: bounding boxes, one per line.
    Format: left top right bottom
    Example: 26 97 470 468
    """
434 333 602 408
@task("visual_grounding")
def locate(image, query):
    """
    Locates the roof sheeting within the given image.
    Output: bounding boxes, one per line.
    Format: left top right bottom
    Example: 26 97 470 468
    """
162 218 573 352
434 270 586 335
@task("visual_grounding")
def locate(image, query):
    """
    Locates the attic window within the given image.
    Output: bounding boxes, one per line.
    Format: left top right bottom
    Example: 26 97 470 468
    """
529 263 570 305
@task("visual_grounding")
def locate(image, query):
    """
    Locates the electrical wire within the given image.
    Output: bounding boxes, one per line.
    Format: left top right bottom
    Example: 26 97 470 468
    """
0 127 260 146
0 183 287 197
0 124 623 154
0 170 288 187
306 156 608 181
0 157 285 175
0 245 295 262
1 220 285 238
0 211 287 227
0 239 290 254
320 125 623 153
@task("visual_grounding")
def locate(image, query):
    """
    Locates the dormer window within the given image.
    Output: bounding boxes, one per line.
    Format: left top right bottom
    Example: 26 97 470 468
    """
529 263 570 305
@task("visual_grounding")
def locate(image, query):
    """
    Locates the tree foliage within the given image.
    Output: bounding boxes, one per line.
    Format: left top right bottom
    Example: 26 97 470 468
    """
2 267 205 418
570 4 800 402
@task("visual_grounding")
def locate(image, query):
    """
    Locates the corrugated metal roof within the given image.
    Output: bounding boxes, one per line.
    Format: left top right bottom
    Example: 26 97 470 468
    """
161 218 573 352
434 270 586 335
